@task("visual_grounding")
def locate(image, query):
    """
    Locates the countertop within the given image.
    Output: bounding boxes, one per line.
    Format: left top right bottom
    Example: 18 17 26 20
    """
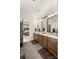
34 32 58 39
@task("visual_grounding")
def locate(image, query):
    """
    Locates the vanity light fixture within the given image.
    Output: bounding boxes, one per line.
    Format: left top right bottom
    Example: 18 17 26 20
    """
42 15 48 19
42 12 57 19
37 20 42 22
47 12 57 18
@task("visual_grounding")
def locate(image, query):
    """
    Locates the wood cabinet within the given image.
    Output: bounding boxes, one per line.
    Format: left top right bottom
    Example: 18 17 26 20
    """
34 33 38 40
48 37 58 56
34 33 58 57
41 35 48 48
38 34 42 44
34 34 42 44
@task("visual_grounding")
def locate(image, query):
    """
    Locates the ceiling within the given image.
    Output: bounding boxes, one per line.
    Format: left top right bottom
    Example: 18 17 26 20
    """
20 0 57 21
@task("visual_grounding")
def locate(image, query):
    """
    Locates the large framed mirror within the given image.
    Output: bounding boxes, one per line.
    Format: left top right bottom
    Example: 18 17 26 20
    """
47 15 58 33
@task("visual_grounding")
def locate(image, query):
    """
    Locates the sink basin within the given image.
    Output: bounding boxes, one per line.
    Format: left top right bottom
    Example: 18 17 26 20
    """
42 33 46 34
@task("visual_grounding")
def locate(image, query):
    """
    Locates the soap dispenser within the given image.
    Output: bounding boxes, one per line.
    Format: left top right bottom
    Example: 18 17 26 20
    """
53 28 56 32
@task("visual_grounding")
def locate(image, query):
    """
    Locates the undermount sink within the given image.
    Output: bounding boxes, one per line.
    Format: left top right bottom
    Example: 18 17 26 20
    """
42 32 46 34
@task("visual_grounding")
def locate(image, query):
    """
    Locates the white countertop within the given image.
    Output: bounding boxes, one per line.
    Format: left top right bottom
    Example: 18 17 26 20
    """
34 32 58 39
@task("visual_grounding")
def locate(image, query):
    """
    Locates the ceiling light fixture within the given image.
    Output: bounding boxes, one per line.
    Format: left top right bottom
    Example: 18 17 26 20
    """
37 9 39 12
33 0 35 2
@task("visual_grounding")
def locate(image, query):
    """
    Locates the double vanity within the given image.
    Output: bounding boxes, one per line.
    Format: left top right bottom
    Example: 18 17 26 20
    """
33 32 58 57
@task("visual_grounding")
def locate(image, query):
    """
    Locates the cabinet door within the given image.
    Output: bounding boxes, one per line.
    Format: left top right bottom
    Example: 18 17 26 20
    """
41 36 48 48
48 37 58 56
38 34 42 44
34 33 38 40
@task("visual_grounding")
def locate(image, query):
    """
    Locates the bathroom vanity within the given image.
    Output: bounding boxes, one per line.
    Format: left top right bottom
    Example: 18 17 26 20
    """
33 32 58 57
34 13 58 57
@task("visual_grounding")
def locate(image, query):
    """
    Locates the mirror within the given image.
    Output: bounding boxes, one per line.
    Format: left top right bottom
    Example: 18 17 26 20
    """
47 15 58 33
36 21 43 32
36 14 58 34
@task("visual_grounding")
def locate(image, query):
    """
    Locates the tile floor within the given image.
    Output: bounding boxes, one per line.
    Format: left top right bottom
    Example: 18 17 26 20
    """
21 40 57 59
21 42 43 59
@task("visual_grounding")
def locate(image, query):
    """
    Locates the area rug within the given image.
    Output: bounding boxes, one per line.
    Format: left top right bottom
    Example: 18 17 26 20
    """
20 54 25 59
38 47 57 59
31 40 38 45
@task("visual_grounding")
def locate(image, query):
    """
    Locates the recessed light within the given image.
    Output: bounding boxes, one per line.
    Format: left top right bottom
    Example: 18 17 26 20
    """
37 9 39 12
33 0 35 2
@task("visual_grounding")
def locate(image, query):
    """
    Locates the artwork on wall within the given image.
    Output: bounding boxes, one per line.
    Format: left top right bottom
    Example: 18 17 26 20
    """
23 22 29 36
